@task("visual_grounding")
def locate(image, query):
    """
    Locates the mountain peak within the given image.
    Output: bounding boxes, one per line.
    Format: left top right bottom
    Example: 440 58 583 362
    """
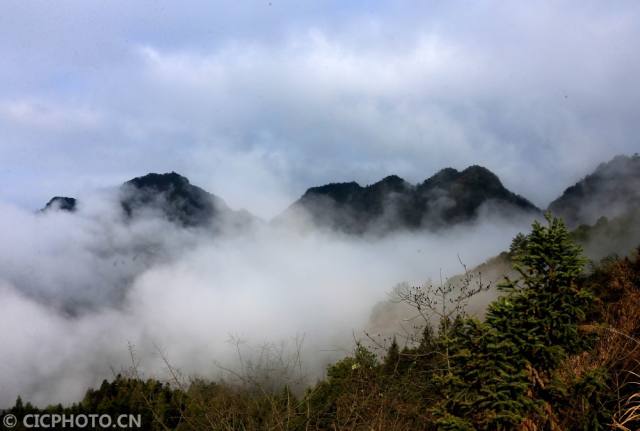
301 181 362 204
549 154 640 227
378 174 405 184
371 175 410 191
421 167 459 188
458 165 505 191
434 167 459 177
42 196 77 212
461 165 501 181
121 172 225 227
420 165 507 195
125 172 191 191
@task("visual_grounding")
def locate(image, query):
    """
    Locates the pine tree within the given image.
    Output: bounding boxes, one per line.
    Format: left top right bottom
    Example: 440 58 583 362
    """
436 214 595 429
488 213 593 371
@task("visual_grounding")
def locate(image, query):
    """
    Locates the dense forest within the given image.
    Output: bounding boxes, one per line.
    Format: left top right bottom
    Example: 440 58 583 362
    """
3 214 639 430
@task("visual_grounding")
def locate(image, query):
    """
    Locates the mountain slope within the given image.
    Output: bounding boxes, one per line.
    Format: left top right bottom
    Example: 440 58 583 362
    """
280 165 539 234
548 154 640 228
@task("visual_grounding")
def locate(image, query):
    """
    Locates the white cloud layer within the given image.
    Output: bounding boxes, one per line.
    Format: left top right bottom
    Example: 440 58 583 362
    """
0 195 533 406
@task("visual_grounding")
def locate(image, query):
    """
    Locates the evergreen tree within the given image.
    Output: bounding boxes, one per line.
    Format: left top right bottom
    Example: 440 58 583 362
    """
489 213 593 371
436 214 595 429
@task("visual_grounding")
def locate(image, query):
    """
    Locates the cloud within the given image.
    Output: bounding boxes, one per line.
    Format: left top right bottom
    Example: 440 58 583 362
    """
0 100 103 132
0 194 533 406
1 2 640 216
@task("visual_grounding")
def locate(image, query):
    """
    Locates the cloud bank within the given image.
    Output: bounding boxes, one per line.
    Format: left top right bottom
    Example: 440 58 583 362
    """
0 194 533 406
0 1 639 217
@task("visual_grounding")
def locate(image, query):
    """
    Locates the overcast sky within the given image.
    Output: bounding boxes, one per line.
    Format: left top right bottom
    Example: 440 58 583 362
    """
0 1 639 218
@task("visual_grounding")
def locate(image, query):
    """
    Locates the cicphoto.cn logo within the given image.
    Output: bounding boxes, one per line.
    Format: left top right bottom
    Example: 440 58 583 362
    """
2 413 142 429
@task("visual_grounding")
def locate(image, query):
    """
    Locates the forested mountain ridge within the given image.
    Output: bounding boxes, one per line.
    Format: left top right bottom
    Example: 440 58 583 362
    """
40 155 640 236
279 165 539 234
548 154 640 228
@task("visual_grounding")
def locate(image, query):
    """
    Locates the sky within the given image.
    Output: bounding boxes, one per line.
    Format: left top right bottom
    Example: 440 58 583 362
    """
1 1 639 218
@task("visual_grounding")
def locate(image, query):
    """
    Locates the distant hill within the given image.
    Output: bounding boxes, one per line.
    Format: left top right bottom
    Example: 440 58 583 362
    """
40 155 640 235
42 196 77 212
42 172 257 230
279 165 539 234
121 172 231 228
548 154 640 228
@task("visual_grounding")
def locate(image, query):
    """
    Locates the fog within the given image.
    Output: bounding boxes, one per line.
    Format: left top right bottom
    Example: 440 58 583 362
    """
0 193 534 407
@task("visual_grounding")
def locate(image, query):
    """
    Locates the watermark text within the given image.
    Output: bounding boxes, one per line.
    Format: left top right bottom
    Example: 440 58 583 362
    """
2 413 142 429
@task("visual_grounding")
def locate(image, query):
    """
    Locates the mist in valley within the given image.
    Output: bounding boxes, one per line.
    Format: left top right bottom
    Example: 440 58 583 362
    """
0 191 535 407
